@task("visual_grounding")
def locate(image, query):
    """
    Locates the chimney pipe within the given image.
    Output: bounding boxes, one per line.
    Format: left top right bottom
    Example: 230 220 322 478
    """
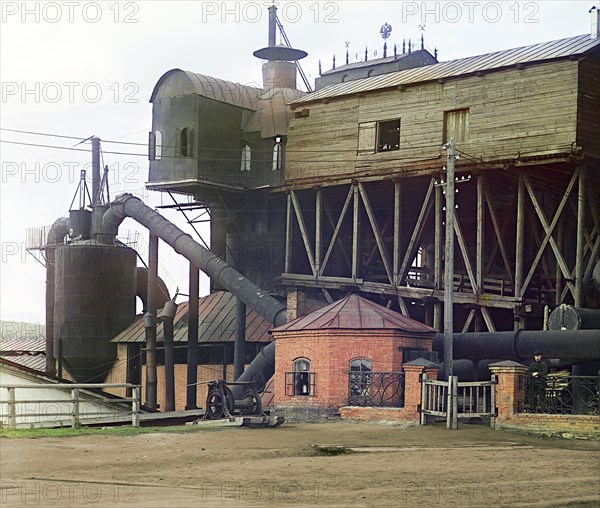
591 6 599 39
268 5 277 46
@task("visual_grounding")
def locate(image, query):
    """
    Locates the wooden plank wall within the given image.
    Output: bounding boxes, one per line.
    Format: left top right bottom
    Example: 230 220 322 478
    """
576 56 600 159
286 60 580 185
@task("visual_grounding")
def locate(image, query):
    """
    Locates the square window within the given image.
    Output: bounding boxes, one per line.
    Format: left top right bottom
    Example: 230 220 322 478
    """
377 119 400 152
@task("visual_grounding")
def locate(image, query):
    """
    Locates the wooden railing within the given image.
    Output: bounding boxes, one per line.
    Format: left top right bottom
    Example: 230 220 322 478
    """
1 384 141 429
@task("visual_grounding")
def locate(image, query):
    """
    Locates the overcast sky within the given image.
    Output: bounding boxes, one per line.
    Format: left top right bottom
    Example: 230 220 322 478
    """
0 0 596 324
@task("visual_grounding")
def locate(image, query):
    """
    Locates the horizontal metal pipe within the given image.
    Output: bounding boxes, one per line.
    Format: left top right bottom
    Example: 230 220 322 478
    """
433 330 600 362
548 304 600 331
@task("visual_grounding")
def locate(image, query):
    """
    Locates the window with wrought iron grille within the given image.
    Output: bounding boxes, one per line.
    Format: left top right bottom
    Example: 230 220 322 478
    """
285 358 315 396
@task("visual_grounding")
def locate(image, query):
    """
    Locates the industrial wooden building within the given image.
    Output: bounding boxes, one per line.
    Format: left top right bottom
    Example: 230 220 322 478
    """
146 25 600 333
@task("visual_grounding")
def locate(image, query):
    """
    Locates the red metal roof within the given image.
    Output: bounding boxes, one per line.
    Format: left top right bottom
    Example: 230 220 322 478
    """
273 294 436 334
113 291 327 344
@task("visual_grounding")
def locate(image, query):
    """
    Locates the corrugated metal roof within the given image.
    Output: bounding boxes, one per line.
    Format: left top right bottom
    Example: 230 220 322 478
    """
150 69 263 110
0 337 47 373
0 354 46 372
294 34 600 104
113 291 326 344
0 337 45 352
321 49 430 75
273 294 436 333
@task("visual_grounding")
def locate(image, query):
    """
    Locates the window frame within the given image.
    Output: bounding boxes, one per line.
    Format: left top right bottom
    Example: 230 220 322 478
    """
376 119 400 152
288 358 313 397
443 108 469 144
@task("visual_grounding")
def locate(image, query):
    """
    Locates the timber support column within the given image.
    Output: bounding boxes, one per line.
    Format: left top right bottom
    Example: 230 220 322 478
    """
575 165 586 307
514 175 525 330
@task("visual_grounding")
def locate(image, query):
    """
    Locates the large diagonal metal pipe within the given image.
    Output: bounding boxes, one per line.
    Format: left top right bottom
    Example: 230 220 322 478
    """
102 194 285 385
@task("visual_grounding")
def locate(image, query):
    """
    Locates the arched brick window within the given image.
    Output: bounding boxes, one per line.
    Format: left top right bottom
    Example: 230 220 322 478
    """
292 358 312 396
349 358 372 397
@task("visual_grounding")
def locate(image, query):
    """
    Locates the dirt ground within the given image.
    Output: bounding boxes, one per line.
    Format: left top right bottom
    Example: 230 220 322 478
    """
1 422 599 508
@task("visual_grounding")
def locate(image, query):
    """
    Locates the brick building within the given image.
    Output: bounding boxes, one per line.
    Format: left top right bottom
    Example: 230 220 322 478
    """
272 294 435 415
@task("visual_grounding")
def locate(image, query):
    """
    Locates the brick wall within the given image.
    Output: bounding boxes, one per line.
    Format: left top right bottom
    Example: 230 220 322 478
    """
143 363 237 411
102 344 129 398
273 329 433 409
495 413 600 438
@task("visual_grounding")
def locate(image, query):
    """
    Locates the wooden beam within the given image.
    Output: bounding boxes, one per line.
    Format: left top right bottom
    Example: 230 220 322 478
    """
480 307 497 332
285 193 292 273
514 175 525 300
321 288 334 304
483 182 514 291
352 184 360 280
454 213 478 293
521 172 578 299
462 309 476 332
575 165 585 307
315 188 322 276
393 181 401 284
358 182 393 284
398 177 435 284
476 176 484 295
398 297 410 316
322 189 353 273
434 185 443 290
290 190 317 277
280 274 522 309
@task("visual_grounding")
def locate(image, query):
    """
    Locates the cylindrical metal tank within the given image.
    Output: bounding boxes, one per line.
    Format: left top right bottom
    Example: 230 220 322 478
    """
68 209 92 240
54 240 137 383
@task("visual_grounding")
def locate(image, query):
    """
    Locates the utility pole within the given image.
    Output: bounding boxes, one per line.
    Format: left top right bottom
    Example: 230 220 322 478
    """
443 138 457 379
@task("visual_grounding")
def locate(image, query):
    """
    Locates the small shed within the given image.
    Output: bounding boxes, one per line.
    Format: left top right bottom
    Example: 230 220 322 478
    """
272 294 436 410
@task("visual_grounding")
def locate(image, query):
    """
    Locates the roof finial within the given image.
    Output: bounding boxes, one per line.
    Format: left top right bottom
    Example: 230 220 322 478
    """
421 33 424 50
408 38 412 54
319 59 322 76
332 54 336 69
394 43 397 58
434 47 438 60
403 39 406 54
383 41 387 58
365 46 368 62
346 49 349 65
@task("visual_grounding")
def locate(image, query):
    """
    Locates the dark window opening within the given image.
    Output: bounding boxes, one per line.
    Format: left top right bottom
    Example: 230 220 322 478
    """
181 127 190 157
377 119 400 152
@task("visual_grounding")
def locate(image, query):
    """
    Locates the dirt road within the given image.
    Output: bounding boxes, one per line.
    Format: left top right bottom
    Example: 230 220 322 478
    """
1 422 599 507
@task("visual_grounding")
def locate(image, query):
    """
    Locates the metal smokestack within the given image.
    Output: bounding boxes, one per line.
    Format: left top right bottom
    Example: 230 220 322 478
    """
253 5 307 90
268 5 276 47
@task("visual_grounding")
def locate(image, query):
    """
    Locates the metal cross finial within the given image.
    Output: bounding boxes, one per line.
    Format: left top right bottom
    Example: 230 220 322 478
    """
419 24 426 31
380 22 392 40
345 41 350 48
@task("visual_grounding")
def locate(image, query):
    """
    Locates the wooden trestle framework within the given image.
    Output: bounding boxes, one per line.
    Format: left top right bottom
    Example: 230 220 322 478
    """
281 161 599 332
